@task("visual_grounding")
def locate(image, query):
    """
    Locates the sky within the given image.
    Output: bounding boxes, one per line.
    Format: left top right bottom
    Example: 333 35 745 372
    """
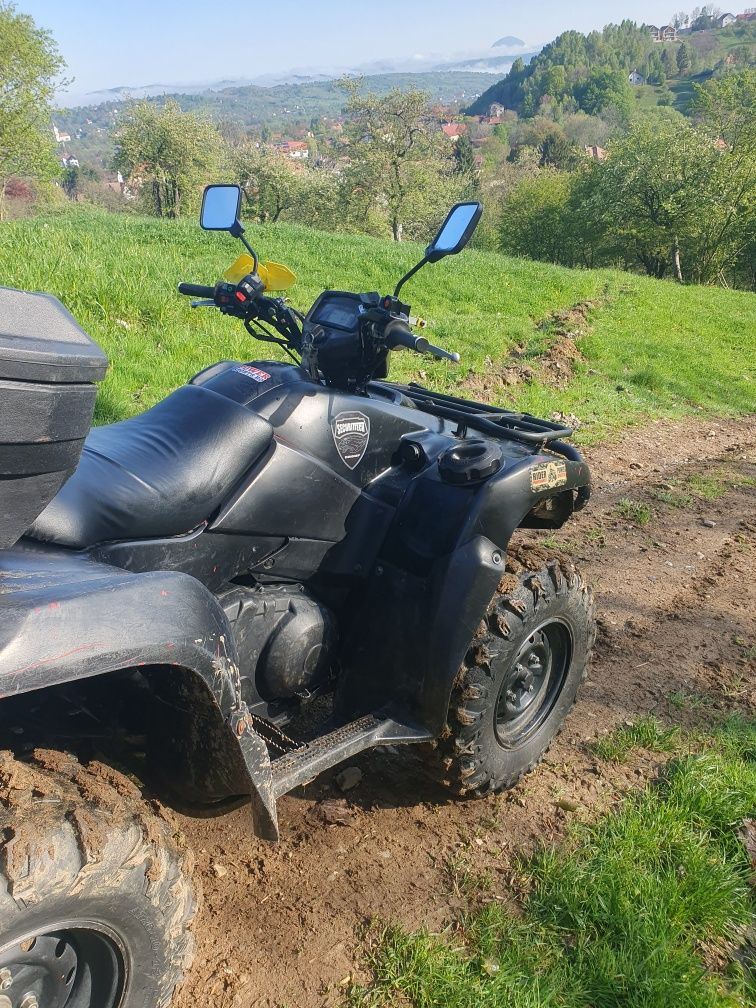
20 1 678 97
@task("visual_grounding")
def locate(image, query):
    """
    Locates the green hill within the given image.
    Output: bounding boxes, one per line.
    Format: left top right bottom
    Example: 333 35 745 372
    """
0 209 753 436
467 19 755 118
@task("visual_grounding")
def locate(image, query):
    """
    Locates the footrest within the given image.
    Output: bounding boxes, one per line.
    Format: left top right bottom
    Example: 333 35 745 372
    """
270 714 431 797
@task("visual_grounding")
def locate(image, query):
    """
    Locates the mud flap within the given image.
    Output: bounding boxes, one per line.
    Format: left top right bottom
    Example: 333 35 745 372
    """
227 707 279 840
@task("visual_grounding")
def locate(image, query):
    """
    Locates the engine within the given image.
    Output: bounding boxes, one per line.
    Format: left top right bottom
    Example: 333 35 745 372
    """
220 584 336 704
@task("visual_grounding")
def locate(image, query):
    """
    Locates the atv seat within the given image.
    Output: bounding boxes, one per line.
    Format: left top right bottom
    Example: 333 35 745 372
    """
28 384 273 549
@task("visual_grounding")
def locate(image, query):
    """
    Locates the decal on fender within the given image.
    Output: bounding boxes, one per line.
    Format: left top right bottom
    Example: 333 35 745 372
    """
530 459 568 492
234 364 271 383
331 411 370 470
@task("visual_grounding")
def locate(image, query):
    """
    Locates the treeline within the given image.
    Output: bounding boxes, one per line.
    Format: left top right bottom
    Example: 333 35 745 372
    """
497 72 755 289
2 2 754 291
468 14 755 118
108 84 472 244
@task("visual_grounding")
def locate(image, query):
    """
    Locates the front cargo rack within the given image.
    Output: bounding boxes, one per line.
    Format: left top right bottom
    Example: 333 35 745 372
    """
386 382 573 445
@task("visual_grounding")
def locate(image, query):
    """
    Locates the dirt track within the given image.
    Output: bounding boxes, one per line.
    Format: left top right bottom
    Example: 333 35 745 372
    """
175 416 756 1008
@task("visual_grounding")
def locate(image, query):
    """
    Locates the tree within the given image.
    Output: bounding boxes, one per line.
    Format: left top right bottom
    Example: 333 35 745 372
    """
113 100 223 218
340 82 460 241
676 41 692 74
661 48 674 76
454 134 476 175
646 51 667 86
692 68 756 153
499 170 585 265
690 5 721 30
231 141 341 231
589 117 752 283
0 2 65 218
232 142 303 223
575 67 632 117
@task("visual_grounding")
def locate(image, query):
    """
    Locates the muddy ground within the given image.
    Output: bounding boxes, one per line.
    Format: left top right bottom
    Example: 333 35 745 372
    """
174 416 756 1008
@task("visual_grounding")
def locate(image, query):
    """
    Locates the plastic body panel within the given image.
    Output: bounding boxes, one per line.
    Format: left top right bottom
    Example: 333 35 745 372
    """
0 540 280 838
0 287 108 549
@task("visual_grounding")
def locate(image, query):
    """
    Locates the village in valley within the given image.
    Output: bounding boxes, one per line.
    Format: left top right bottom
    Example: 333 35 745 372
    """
42 7 756 213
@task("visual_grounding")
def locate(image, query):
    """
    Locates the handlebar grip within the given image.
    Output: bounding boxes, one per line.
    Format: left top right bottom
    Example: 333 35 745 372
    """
178 282 215 298
384 319 460 363
384 319 420 352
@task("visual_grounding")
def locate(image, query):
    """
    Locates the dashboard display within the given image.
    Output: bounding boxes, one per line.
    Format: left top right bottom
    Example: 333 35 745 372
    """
312 296 359 331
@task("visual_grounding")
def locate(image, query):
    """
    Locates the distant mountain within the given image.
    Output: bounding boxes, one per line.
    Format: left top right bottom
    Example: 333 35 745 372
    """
58 41 539 108
493 36 525 48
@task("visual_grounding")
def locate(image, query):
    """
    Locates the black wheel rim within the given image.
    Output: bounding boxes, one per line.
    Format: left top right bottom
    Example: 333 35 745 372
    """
494 620 572 748
0 923 125 1008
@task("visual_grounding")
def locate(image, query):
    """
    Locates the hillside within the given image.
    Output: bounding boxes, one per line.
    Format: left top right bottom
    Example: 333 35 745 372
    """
56 71 500 167
0 209 753 433
467 18 755 117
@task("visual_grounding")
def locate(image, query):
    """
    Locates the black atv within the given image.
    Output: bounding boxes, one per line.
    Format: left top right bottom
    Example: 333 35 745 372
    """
0 188 594 1007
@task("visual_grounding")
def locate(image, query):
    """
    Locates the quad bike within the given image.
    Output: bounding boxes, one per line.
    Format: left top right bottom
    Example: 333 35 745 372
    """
0 187 594 1007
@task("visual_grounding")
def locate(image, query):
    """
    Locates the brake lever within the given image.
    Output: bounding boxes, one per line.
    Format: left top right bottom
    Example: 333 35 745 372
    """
190 299 216 308
415 336 461 363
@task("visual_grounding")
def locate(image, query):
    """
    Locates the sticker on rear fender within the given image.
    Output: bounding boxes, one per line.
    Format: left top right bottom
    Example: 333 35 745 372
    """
530 459 568 492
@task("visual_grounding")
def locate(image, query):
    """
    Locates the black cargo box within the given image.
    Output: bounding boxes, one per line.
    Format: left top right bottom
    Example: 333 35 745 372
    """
0 286 108 549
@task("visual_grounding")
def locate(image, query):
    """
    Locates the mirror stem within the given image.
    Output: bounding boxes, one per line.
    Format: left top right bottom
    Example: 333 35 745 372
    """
394 256 428 299
230 220 259 273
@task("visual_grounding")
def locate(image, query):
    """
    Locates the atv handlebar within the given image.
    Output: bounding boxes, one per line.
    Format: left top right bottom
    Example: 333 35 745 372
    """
178 282 216 298
384 319 460 364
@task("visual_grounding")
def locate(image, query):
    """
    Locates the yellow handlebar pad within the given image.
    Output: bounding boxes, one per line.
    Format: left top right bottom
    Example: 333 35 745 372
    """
223 254 297 292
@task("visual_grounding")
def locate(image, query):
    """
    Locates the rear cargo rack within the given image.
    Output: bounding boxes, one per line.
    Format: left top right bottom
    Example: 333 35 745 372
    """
386 382 573 445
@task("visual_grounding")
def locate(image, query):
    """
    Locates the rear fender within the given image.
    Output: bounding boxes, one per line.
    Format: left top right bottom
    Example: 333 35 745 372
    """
0 543 279 839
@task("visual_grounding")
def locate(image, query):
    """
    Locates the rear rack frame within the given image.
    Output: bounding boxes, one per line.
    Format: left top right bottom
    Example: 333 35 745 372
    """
385 381 574 445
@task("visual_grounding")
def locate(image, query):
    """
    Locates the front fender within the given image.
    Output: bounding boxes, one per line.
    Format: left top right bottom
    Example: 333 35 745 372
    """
0 541 279 838
339 444 590 737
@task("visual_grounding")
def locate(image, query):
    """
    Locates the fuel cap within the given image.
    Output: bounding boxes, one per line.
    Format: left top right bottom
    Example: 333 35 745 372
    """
438 439 502 484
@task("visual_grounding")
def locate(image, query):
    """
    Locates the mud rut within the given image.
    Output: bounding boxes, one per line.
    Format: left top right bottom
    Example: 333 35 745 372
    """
174 416 756 1008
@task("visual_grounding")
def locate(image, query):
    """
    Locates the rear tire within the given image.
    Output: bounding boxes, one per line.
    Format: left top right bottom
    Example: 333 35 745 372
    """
428 547 595 796
0 749 197 1008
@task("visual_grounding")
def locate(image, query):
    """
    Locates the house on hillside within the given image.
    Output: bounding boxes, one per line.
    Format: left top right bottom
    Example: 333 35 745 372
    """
649 24 678 41
274 140 309 160
715 12 737 27
584 145 608 160
52 125 71 144
628 69 646 85
441 123 467 140
488 102 506 117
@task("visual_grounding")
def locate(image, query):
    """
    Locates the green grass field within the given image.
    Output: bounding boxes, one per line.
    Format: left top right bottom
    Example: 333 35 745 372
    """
351 718 756 1008
0 208 753 436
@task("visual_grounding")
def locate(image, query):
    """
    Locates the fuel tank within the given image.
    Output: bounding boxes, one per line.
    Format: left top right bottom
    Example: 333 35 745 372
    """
191 360 444 580
184 360 587 587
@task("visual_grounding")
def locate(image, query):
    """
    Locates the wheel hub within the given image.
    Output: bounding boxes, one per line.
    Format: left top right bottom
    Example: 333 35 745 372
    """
0 928 123 1008
494 621 572 747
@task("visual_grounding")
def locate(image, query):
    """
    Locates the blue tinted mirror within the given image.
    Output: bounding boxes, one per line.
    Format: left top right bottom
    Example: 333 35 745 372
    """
200 184 241 231
427 202 482 261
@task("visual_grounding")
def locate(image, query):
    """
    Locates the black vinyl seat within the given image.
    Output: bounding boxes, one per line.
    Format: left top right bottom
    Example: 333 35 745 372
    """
28 384 273 549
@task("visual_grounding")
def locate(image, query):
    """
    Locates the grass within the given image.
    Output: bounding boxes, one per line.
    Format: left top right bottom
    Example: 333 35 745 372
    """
0 207 753 435
614 498 655 526
592 714 681 761
651 468 756 510
651 488 693 508
349 718 756 1008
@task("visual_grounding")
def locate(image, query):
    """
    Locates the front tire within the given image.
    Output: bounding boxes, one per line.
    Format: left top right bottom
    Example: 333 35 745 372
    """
429 548 595 796
0 749 197 1008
